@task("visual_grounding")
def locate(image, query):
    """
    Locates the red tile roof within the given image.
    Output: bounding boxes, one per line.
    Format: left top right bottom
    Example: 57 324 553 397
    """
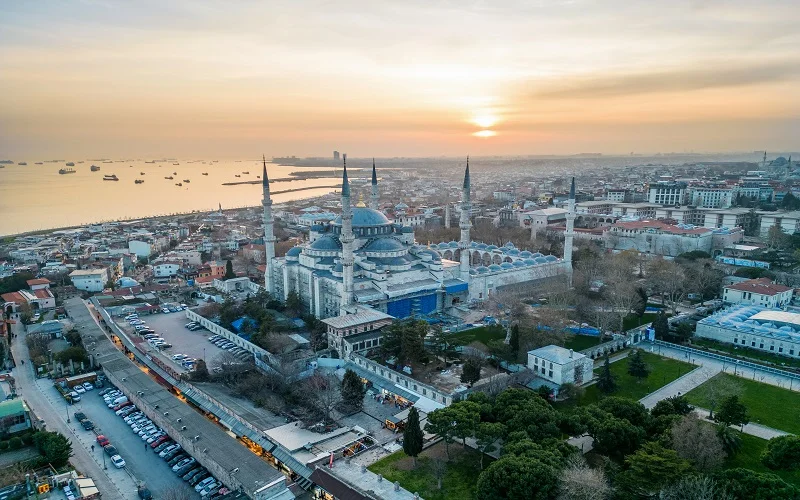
33 289 54 300
725 278 793 296
26 278 51 286
1 292 26 304
612 220 710 235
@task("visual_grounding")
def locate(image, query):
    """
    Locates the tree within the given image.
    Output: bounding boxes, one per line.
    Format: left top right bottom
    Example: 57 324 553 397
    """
476 455 559 500
595 353 616 394
431 458 448 491
590 416 645 460
475 422 505 470
653 310 670 340
380 320 427 365
425 408 455 459
557 454 611 500
598 397 650 429
34 431 73 467
402 407 424 468
703 375 741 419
671 413 726 472
340 369 366 411
509 324 520 358
626 349 650 382
715 395 749 428
224 259 236 279
660 475 733 500
716 425 742 457
55 346 89 366
616 442 692 497
557 382 583 402
651 395 693 419
761 435 800 470
449 401 481 448
766 224 790 250
191 359 210 382
285 290 302 315
302 373 342 425
716 468 800 500
460 358 482 385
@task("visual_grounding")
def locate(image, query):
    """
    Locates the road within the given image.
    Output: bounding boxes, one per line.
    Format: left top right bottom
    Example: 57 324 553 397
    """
9 319 136 499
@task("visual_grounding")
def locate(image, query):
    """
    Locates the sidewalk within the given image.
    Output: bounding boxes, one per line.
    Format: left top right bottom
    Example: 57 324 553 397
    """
693 408 789 440
638 365 719 409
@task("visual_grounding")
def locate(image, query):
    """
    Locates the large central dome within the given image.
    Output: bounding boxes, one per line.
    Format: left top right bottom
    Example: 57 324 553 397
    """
332 207 391 227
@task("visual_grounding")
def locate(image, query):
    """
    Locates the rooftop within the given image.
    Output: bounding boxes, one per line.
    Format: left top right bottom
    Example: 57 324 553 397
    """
528 345 586 365
0 399 27 419
612 220 711 235
725 278 792 296
322 307 394 329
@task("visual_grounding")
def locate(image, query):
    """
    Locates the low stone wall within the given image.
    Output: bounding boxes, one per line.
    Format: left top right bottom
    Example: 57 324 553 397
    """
351 354 455 406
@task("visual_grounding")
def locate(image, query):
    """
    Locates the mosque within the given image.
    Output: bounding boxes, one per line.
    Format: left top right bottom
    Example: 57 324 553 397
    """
261 157 575 320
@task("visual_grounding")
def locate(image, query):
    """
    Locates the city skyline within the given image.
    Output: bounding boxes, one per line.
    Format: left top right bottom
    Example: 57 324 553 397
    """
1 0 798 158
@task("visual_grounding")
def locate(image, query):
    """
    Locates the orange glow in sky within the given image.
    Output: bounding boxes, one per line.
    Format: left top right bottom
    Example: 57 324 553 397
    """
0 1 798 157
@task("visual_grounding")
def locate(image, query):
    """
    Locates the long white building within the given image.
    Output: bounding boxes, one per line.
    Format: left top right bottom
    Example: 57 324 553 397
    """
696 305 800 359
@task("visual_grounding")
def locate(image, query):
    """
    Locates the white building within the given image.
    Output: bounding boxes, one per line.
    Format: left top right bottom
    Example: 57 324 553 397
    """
688 186 734 209
519 208 567 235
696 305 800 359
722 278 793 308
604 220 713 257
152 261 181 278
527 345 593 387
321 306 394 359
128 240 152 258
69 269 109 292
760 211 800 237
647 182 686 205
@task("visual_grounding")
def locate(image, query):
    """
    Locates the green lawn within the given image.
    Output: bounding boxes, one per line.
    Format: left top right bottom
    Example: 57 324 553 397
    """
684 373 800 435
726 432 800 487
622 312 660 331
564 334 603 352
448 325 506 346
578 351 695 405
691 338 800 370
368 443 486 500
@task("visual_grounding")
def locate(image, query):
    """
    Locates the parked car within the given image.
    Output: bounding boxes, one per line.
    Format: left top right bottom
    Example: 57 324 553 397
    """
81 420 95 431
96 435 110 447
159 444 180 458
111 455 126 468
74 386 86 394
103 445 118 456
154 441 174 453
74 412 87 422
137 485 152 500
172 457 195 472
199 481 219 497
195 477 216 492
167 453 188 467
189 472 211 486
149 434 169 446
82 382 93 391
183 467 204 481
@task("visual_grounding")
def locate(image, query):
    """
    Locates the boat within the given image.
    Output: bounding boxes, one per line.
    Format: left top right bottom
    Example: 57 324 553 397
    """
18 162 27 165
175 182 183 186
140 172 145 175
242 171 250 174
103 160 113 163
145 160 155 163
202 172 208 175
235 174 241 178
257 176 261 179
173 162 180 165
103 174 119 181
164 176 173 179
173 172 177 175
135 179 144 184
35 162 43 165
65 162 75 166
183 179 190 183
91 165 100 171
58 168 76 174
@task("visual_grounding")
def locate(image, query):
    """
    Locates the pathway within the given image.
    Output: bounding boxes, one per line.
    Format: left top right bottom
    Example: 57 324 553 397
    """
9 321 136 499
693 408 789 440
638 365 720 409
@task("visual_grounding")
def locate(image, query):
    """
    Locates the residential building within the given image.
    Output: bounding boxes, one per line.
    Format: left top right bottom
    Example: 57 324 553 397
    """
647 182 686 205
527 345 593 387
321 306 394 358
604 220 713 257
722 278 793 308
688 186 734 209
68 269 109 292
152 261 180 278
0 399 32 435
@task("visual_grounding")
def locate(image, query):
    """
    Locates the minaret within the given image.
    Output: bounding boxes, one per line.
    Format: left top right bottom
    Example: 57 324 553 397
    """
459 157 472 280
370 159 379 210
340 155 355 315
262 155 276 294
564 177 576 286
444 193 451 229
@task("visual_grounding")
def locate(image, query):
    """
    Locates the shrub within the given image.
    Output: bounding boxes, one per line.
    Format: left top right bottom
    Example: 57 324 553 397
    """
0 441 9 450
762 435 800 470
9 437 22 450
21 433 35 446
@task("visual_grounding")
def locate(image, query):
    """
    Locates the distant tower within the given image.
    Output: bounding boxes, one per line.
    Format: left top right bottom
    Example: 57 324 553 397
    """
459 157 472 280
763 151 768 169
370 159 379 210
444 192 451 229
340 155 355 315
564 177 576 286
262 155 276 294
333 151 340 161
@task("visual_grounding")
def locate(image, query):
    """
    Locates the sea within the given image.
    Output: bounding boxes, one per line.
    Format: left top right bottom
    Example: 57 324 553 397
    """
0 159 340 236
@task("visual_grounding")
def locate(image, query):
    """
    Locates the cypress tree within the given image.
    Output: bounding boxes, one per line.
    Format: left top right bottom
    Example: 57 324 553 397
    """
627 349 650 382
340 369 366 411
224 259 236 279
403 407 424 468
596 353 617 394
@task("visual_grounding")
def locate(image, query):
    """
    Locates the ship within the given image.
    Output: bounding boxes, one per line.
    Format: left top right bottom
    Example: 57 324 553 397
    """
175 182 183 186
18 162 27 165
165 176 173 180
173 162 180 165
235 174 241 178
145 160 155 163
173 172 177 175
35 162 43 165
242 171 250 174
135 179 144 184
103 174 119 181
91 165 100 171
66 162 75 166
202 172 208 175
183 179 190 183
140 172 145 175
103 160 113 163
58 168 76 174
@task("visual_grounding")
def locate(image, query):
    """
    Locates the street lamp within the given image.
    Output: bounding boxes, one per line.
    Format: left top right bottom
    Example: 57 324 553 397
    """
66 399 70 423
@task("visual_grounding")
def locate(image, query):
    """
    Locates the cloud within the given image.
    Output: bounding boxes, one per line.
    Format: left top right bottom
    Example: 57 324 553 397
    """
530 60 800 99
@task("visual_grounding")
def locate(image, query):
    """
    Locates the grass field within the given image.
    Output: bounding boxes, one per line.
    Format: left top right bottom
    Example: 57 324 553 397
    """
726 432 800 487
622 313 659 331
684 373 800 434
577 351 695 405
447 325 506 346
563 334 603 352
368 442 486 500
691 338 800 370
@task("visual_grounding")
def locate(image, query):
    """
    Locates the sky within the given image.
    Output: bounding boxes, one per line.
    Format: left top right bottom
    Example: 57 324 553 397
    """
1 0 798 158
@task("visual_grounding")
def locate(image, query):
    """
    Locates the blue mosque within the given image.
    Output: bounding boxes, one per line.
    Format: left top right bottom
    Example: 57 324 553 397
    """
261 157 574 320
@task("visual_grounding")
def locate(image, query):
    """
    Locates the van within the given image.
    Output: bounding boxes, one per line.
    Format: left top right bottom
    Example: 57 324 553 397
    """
112 396 128 405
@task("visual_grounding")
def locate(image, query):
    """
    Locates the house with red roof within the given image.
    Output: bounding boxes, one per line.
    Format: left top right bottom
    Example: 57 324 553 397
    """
604 220 713 257
723 278 794 309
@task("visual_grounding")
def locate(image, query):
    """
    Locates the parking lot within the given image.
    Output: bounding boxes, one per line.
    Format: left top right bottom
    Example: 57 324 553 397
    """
114 311 234 373
57 384 199 498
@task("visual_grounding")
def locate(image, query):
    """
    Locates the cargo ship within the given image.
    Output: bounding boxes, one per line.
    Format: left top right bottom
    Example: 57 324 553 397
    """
66 162 75 166
58 168 76 174
103 174 119 181
91 165 100 171
135 179 144 184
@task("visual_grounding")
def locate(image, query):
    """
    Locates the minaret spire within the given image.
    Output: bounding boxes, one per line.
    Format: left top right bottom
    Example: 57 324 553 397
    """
369 158 379 210
459 156 472 281
262 154 276 294
564 176 576 286
340 154 355 315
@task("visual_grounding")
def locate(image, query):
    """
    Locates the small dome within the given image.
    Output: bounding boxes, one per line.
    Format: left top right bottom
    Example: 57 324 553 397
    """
438 242 449 249
534 257 548 264
448 241 459 248
524 258 537 265
469 269 478 275
310 236 341 251
470 241 478 248
489 264 502 271
512 261 525 268
520 251 533 258
532 252 544 258
487 245 498 251
286 246 303 257
333 263 343 273
363 238 405 252
545 255 558 262
476 243 488 250
504 242 515 248
477 266 489 274
507 249 520 256
500 262 513 269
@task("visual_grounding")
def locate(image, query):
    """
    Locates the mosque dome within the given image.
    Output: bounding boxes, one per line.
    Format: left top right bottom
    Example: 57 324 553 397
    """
332 207 391 227
363 238 405 253
512 261 525 268
448 241 459 248
507 249 520 256
310 236 341 251
534 257 548 264
489 264 502 272
524 258 537 265
477 243 488 250
500 262 513 269
286 246 303 257
545 255 558 262
477 266 489 274
486 245 499 251
520 251 533 258
532 252 544 258
469 269 478 275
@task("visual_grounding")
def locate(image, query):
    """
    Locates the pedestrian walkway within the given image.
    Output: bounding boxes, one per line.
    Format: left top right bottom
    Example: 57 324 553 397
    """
693 408 789 439
639 365 719 409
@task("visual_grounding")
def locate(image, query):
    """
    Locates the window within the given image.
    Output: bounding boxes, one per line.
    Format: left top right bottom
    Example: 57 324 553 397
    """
548 370 553 378
759 343 764 349
751 341 756 347
779 347 784 353
770 345 774 351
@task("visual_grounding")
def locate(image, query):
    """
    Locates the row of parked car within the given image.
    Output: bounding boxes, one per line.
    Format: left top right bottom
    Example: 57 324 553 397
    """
207 335 253 364
98 387 229 498
125 313 174 350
